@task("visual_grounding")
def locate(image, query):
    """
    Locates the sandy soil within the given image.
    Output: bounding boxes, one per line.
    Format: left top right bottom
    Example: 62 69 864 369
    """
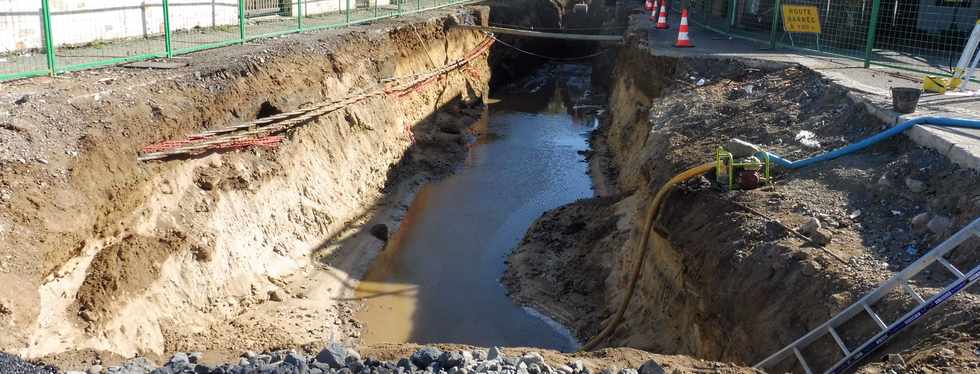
0 7 493 370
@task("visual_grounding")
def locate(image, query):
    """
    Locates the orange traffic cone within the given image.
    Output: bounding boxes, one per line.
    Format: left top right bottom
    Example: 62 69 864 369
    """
675 9 694 47
649 8 657 21
644 0 654 11
655 4 669 29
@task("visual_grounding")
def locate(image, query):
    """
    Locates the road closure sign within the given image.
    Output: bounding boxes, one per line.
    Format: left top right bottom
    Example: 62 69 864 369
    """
782 5 821 33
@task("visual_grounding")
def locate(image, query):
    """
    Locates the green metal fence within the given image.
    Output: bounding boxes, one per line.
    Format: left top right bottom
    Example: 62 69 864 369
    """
671 0 980 76
0 0 474 82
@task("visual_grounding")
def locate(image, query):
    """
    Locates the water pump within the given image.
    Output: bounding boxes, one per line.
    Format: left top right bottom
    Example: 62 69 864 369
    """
715 139 771 190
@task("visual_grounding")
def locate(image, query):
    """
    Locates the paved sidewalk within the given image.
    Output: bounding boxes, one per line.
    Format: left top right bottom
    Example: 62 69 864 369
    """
638 14 980 171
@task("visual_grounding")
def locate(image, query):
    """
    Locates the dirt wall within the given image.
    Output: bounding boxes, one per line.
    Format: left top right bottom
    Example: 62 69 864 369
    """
0 12 491 362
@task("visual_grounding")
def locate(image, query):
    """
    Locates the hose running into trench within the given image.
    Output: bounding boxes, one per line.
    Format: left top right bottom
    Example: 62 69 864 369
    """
758 116 980 169
579 116 980 350
580 163 715 351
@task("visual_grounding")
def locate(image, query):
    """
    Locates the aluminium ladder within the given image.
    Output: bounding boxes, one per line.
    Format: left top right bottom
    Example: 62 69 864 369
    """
754 217 980 374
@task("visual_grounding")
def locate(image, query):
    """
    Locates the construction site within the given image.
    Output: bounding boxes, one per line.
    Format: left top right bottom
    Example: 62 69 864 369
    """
0 0 978 373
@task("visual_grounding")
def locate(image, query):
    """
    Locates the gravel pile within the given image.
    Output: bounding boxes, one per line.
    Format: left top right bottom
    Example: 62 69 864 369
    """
84 344 666 374
0 352 58 374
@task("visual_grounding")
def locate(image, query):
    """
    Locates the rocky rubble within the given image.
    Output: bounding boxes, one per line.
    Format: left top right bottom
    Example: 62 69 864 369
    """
0 352 58 374
65 345 673 374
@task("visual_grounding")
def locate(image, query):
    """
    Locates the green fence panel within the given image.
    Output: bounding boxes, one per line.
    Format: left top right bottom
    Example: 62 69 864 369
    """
680 0 980 77
166 0 243 55
48 1 168 72
297 0 350 30
0 2 51 80
1 0 473 81
868 0 977 75
244 0 301 40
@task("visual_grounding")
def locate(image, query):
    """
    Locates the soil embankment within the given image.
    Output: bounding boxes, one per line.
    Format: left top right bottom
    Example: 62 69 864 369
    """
506 30 980 373
0 9 492 367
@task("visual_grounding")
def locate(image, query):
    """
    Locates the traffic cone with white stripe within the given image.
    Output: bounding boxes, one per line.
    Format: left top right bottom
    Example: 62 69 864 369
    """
655 3 669 29
675 8 694 47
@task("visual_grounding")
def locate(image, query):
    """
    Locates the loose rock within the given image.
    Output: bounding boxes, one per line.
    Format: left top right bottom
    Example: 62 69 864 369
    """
487 347 503 361
799 216 821 236
905 177 927 193
911 212 931 232
927 215 952 235
411 346 443 368
317 342 356 369
638 360 665 374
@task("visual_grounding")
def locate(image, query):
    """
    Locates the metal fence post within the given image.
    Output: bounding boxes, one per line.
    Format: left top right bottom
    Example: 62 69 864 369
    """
162 0 173 58
769 0 781 49
298 0 304 30
40 0 56 75
864 0 881 68
417 0 421 11
238 0 246 44
346 0 351 24
398 0 402 15
728 0 736 28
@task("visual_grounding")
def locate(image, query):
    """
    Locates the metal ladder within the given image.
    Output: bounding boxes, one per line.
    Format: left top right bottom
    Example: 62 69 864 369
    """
754 217 980 374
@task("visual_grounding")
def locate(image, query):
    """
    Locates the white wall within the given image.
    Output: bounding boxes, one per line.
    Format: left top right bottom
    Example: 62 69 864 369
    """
0 0 394 54
298 0 391 16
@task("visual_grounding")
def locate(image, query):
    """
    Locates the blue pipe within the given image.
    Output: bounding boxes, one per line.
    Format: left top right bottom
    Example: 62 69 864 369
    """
756 117 980 169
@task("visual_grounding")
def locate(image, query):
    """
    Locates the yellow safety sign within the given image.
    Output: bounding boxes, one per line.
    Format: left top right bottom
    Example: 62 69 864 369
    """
782 5 821 33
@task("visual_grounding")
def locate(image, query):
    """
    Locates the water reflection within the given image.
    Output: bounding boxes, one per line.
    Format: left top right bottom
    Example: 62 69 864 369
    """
354 64 595 351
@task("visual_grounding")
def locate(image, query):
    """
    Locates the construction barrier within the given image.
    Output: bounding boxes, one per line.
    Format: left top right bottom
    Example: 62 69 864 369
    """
667 0 980 76
675 9 694 47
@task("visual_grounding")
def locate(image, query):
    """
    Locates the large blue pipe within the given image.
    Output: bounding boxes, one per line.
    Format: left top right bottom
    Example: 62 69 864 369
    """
756 117 980 169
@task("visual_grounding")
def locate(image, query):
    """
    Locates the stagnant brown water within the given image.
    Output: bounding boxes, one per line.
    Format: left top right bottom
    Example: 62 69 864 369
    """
354 64 596 351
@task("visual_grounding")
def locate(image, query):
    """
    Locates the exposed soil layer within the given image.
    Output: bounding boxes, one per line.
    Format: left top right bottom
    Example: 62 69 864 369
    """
505 43 980 373
0 7 493 369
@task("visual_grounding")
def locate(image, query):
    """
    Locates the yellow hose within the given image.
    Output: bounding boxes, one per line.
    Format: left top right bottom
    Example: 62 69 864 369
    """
580 162 715 351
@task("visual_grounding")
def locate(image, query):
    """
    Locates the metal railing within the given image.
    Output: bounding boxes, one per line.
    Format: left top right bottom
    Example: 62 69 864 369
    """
0 0 474 82
670 0 980 77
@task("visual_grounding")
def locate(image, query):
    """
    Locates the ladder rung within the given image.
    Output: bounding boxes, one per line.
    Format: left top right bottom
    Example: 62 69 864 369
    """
793 347 814 374
828 326 850 355
903 282 926 304
936 257 966 279
862 303 888 330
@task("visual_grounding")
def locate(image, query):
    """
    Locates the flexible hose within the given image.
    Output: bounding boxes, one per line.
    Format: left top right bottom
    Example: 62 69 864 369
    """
757 116 980 169
581 163 715 351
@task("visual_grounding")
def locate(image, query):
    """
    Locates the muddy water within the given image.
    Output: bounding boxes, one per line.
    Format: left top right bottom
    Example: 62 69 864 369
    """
354 65 595 351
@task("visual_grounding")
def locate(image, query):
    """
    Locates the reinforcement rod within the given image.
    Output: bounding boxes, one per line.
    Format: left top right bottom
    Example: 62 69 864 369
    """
450 25 623 42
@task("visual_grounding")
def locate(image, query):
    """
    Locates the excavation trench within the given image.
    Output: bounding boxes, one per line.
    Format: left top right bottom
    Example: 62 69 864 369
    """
353 64 596 351
1 3 621 366
3 2 977 372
